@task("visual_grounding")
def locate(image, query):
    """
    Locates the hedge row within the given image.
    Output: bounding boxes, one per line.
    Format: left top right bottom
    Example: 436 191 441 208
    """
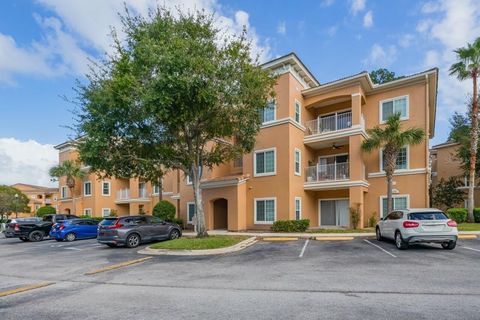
446 208 480 223
271 219 310 232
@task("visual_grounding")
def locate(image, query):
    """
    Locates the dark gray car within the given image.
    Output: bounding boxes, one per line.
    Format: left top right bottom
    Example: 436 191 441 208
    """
97 215 182 248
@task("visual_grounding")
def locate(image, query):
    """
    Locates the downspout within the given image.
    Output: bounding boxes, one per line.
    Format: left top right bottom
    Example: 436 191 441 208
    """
425 74 430 207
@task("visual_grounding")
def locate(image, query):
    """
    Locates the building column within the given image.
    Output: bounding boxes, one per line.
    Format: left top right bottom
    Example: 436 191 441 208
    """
349 135 365 181
349 186 365 228
351 93 363 126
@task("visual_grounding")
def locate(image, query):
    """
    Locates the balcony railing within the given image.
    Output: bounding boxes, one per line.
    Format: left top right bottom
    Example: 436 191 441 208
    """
44 199 52 204
117 189 130 201
305 162 349 182
305 112 352 136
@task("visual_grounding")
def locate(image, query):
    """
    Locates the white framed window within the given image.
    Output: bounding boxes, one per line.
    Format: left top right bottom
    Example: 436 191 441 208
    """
187 202 196 224
379 95 409 123
254 198 276 224
294 148 301 176
294 99 301 123
84 208 92 217
84 181 92 196
186 174 192 185
260 100 276 124
254 148 276 177
61 186 68 199
380 195 409 218
153 184 160 195
102 208 111 217
380 147 408 171
102 181 111 196
295 197 302 220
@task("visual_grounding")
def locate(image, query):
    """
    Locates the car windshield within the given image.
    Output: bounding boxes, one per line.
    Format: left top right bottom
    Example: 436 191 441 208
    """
99 218 117 226
408 212 448 220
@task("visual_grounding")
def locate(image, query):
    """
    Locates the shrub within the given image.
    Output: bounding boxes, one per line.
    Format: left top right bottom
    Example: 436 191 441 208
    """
109 209 118 217
78 215 103 222
350 204 361 229
368 214 378 228
153 200 176 221
447 208 467 223
474 208 480 223
170 217 184 229
36 206 56 217
271 219 310 232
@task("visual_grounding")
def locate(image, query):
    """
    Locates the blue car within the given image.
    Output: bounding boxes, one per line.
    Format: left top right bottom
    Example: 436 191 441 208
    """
49 219 99 242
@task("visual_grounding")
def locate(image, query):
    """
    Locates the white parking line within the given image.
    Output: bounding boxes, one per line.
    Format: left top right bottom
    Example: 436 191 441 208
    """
299 239 309 258
364 239 397 258
463 246 480 253
64 247 82 251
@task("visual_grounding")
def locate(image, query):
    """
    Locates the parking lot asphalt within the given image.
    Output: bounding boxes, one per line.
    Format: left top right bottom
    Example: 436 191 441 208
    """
1 235 480 320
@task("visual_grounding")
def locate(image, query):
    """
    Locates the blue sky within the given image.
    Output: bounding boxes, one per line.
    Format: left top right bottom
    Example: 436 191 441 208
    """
1 0 479 186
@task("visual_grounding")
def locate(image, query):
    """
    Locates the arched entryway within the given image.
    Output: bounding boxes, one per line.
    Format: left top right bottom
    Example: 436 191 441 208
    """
65 208 71 214
213 198 228 230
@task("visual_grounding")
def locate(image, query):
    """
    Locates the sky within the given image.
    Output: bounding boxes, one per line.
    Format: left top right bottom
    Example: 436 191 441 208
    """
1 0 480 187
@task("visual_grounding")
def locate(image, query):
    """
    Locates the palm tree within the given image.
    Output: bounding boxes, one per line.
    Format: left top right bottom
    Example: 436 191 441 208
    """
49 160 86 214
449 37 480 223
362 114 425 215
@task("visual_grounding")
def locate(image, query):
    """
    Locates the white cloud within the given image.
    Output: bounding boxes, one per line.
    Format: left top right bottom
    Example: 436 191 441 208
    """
0 0 271 85
363 43 397 67
416 0 480 140
0 138 58 187
277 21 286 35
350 0 366 15
398 34 414 48
321 0 335 7
326 25 338 37
363 10 373 28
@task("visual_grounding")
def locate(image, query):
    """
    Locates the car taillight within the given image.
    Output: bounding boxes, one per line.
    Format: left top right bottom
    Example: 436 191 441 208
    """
447 220 457 227
59 224 65 230
14 224 19 231
403 221 419 228
107 220 123 229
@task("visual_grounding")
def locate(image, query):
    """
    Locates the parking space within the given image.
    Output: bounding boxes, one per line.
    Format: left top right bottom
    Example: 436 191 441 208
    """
1 235 480 319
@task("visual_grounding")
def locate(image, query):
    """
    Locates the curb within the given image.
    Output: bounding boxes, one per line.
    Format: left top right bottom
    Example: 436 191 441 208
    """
138 237 257 256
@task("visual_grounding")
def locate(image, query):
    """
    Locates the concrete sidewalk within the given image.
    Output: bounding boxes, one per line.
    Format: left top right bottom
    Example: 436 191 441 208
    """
182 229 480 239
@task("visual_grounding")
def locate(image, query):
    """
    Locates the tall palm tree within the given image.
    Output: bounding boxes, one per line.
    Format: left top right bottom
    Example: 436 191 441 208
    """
362 114 425 215
49 160 86 214
449 37 480 223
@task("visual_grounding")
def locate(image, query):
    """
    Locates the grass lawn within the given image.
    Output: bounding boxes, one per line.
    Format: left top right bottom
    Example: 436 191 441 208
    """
149 235 250 250
457 223 480 231
307 227 375 233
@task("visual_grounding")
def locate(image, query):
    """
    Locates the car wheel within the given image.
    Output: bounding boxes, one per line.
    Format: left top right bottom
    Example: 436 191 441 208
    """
375 227 383 241
169 229 180 240
125 233 140 248
106 244 117 248
441 241 456 250
65 233 76 242
19 237 29 242
395 231 408 250
28 230 44 242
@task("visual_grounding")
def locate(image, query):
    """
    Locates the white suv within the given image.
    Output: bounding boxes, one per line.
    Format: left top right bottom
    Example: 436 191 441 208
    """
376 208 458 250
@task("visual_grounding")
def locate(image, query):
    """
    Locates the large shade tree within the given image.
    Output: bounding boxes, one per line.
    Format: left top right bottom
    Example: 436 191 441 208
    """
361 114 425 215
0 186 30 220
449 37 480 223
49 160 86 214
74 8 276 237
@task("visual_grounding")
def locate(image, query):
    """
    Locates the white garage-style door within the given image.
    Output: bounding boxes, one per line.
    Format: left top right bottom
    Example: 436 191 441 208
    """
319 199 349 227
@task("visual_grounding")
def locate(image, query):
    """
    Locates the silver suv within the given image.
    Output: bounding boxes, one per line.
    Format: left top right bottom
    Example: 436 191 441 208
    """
97 215 182 248
376 208 458 250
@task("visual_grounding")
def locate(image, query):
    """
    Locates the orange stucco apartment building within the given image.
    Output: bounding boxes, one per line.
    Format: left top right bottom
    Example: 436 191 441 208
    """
55 53 438 230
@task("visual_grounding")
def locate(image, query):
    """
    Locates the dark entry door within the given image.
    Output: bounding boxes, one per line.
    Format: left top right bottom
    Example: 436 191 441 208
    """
213 199 228 230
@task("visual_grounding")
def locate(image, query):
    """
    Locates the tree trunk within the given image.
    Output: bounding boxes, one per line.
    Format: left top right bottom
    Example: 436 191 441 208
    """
384 151 397 217
387 175 393 215
158 177 163 202
191 164 208 237
468 72 478 223
70 187 75 215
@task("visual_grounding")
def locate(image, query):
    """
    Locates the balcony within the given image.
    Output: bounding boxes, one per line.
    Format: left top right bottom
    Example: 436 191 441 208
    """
306 162 349 182
44 199 52 205
115 188 150 204
304 111 366 149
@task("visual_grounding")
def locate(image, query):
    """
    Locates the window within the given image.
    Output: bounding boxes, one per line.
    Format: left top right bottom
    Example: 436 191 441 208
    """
187 202 196 224
294 148 301 176
260 100 276 123
186 174 192 185
84 181 92 196
254 148 276 177
84 208 92 216
380 96 408 122
294 100 301 123
255 198 276 224
61 186 68 199
102 208 111 217
153 184 160 195
381 196 408 217
102 181 111 196
381 147 408 171
295 197 302 220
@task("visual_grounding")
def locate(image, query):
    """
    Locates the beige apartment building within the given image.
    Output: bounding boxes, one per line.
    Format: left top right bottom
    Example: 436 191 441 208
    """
431 141 479 208
55 53 438 230
10 183 59 215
